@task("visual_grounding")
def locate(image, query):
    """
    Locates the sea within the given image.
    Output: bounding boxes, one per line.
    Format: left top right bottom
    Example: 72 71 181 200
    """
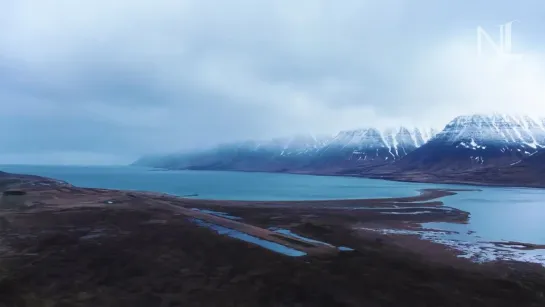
2 164 545 263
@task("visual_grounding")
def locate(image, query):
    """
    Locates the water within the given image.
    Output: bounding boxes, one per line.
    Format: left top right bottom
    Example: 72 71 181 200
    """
190 218 307 257
433 188 545 244
269 228 355 252
360 227 545 265
269 227 333 246
0 165 455 200
190 208 242 220
2 164 545 247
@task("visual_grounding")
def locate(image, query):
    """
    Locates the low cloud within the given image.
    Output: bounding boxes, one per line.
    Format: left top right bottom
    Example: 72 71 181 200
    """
1 0 545 164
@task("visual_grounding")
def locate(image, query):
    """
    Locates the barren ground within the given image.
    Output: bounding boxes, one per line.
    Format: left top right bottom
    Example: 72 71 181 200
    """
0 172 544 307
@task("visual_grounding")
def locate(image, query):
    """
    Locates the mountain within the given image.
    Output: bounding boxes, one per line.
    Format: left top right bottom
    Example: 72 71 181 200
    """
462 150 545 186
134 113 545 187
133 127 437 172
134 134 332 171
410 149 545 187
392 114 545 172
317 127 435 163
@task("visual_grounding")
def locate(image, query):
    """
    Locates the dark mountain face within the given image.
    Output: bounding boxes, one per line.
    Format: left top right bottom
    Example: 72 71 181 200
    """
448 150 545 187
133 113 545 187
393 114 545 172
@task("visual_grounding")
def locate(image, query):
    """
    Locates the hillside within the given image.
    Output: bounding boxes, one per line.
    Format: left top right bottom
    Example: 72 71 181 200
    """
134 127 437 172
393 114 545 172
134 114 545 187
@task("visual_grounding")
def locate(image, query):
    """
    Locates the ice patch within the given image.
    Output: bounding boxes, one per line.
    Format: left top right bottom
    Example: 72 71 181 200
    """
358 226 545 266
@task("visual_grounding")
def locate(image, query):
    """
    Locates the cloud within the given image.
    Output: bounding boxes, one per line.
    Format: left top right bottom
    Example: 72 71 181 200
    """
400 37 545 126
1 0 545 164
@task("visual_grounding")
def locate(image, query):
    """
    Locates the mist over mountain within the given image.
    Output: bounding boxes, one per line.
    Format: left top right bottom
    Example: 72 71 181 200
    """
134 113 545 186
2 1 545 164
134 126 437 171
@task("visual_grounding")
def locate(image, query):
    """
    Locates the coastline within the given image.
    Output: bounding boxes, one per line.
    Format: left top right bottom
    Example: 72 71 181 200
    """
1 170 543 258
133 168 545 261
282 169 545 189
166 167 545 189
1 171 545 306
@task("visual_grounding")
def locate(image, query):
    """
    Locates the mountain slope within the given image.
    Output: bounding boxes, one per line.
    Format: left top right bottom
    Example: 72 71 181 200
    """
134 113 545 187
134 134 333 171
460 150 545 186
393 114 545 172
133 127 437 172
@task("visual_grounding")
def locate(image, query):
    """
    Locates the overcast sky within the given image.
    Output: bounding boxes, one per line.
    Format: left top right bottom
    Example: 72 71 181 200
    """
1 0 545 164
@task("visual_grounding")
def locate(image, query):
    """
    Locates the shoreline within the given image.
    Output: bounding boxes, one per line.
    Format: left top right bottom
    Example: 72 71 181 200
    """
2 170 545 261
4 171 543 257
295 170 545 189
159 167 545 189
0 171 479 262
162 188 474 206
1 171 545 306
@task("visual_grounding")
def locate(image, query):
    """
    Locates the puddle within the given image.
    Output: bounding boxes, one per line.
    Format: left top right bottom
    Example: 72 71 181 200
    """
80 233 104 240
191 208 241 220
269 228 333 246
104 199 123 204
80 231 106 240
269 228 355 252
332 206 455 212
382 211 433 215
190 219 306 257
141 219 167 225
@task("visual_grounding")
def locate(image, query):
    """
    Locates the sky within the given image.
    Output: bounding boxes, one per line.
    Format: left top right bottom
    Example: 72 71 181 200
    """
1 0 545 164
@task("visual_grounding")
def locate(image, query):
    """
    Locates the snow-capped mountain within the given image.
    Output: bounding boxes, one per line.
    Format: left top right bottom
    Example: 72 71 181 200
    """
322 127 436 162
394 114 545 171
133 127 437 171
247 134 333 156
133 113 545 187
133 134 333 171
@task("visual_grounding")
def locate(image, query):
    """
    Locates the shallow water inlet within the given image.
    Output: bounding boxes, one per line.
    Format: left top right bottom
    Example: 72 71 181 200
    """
190 208 241 220
190 219 307 257
269 227 355 252
269 227 333 246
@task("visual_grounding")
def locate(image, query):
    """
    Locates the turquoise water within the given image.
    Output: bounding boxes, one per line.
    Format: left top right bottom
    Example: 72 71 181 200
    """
0 165 460 200
1 164 544 245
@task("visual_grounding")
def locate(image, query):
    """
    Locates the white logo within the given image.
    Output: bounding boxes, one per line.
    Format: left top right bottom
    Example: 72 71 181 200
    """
477 21 523 60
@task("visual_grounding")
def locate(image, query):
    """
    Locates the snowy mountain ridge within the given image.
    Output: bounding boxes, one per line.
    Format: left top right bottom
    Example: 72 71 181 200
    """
394 114 545 169
327 127 438 160
210 126 439 161
438 114 545 149
134 113 545 172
